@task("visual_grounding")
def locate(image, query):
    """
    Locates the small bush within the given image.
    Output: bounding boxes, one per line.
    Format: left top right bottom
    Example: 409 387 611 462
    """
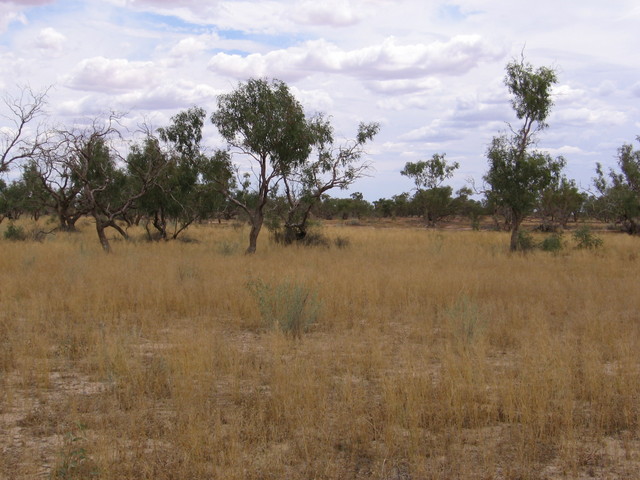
573 226 603 249
516 230 536 251
3 223 27 241
247 279 322 337
540 233 564 253
272 225 331 248
334 236 350 249
445 295 485 347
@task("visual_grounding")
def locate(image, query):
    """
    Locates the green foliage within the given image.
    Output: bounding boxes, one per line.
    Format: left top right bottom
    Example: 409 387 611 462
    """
212 78 314 174
3 222 26 241
401 153 459 190
593 137 640 234
516 230 536 251
484 56 564 251
247 279 322 337
573 226 603 249
52 427 99 480
540 233 564 253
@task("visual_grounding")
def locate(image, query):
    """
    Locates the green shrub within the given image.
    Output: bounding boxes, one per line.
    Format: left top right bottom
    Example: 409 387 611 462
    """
3 223 27 241
247 279 322 337
540 233 564 253
516 230 536 251
573 226 603 249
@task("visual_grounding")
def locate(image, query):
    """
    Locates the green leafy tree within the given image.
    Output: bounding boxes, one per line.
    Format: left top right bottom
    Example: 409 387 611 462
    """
538 175 585 230
401 153 458 190
211 78 317 254
484 57 565 251
131 107 232 240
277 117 379 242
593 136 640 234
401 153 460 226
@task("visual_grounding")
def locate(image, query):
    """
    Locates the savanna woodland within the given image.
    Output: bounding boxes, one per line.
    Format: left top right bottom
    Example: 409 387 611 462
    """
1 59 640 479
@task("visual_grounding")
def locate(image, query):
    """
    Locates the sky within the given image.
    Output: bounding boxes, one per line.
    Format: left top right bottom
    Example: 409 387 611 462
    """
1 0 638 200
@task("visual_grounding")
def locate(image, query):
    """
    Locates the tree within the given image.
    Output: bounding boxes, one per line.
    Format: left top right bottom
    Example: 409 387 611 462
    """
277 117 379 243
593 136 640 234
538 175 585 230
401 153 460 226
211 78 317 254
483 57 564 251
1 86 49 174
27 144 87 231
60 115 163 252
401 153 458 190
130 107 232 240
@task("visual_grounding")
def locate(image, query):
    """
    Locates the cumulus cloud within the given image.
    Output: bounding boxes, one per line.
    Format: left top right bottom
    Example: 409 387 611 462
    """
555 107 627 127
292 0 363 26
208 35 505 81
65 57 161 93
116 81 221 110
544 145 588 156
366 77 441 95
34 27 66 54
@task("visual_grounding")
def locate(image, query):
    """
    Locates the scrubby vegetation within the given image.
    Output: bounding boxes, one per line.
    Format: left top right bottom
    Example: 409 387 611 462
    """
0 219 638 479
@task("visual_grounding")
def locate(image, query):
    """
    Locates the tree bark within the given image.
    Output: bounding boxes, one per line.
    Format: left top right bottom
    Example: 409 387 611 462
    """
509 212 524 252
246 213 263 254
95 220 111 253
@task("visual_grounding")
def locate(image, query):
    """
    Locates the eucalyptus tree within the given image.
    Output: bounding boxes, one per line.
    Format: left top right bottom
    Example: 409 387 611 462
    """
593 136 640 234
484 57 565 251
401 153 460 226
211 78 316 254
60 115 163 252
277 116 379 242
131 107 234 240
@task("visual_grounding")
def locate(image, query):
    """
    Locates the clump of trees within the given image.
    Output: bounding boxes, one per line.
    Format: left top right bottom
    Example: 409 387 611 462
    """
592 137 640 234
1 69 638 254
211 78 379 253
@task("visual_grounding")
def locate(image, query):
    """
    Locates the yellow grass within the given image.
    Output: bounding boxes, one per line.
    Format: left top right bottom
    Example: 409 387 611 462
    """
0 219 639 479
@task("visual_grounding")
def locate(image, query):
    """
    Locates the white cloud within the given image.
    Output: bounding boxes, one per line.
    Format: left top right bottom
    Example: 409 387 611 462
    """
65 57 161 93
366 77 441 95
208 35 505 81
555 107 627 127
292 0 364 26
0 4 26 33
34 27 66 55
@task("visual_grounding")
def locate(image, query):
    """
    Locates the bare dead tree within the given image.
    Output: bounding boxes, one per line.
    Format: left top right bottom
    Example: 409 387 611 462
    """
1 86 49 174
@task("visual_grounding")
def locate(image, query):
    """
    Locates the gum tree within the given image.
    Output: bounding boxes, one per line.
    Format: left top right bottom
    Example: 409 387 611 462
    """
401 153 460 226
277 116 379 243
484 57 565 251
594 136 640 234
211 78 316 254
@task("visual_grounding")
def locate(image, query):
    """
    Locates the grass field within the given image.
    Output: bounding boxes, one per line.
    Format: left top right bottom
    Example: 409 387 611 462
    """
0 219 639 479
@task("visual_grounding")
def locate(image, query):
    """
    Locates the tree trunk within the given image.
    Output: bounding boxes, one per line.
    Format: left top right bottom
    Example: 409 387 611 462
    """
246 213 263 254
95 220 111 253
509 213 524 252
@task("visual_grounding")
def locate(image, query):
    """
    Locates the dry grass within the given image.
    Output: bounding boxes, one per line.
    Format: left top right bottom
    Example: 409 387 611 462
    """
0 218 639 479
